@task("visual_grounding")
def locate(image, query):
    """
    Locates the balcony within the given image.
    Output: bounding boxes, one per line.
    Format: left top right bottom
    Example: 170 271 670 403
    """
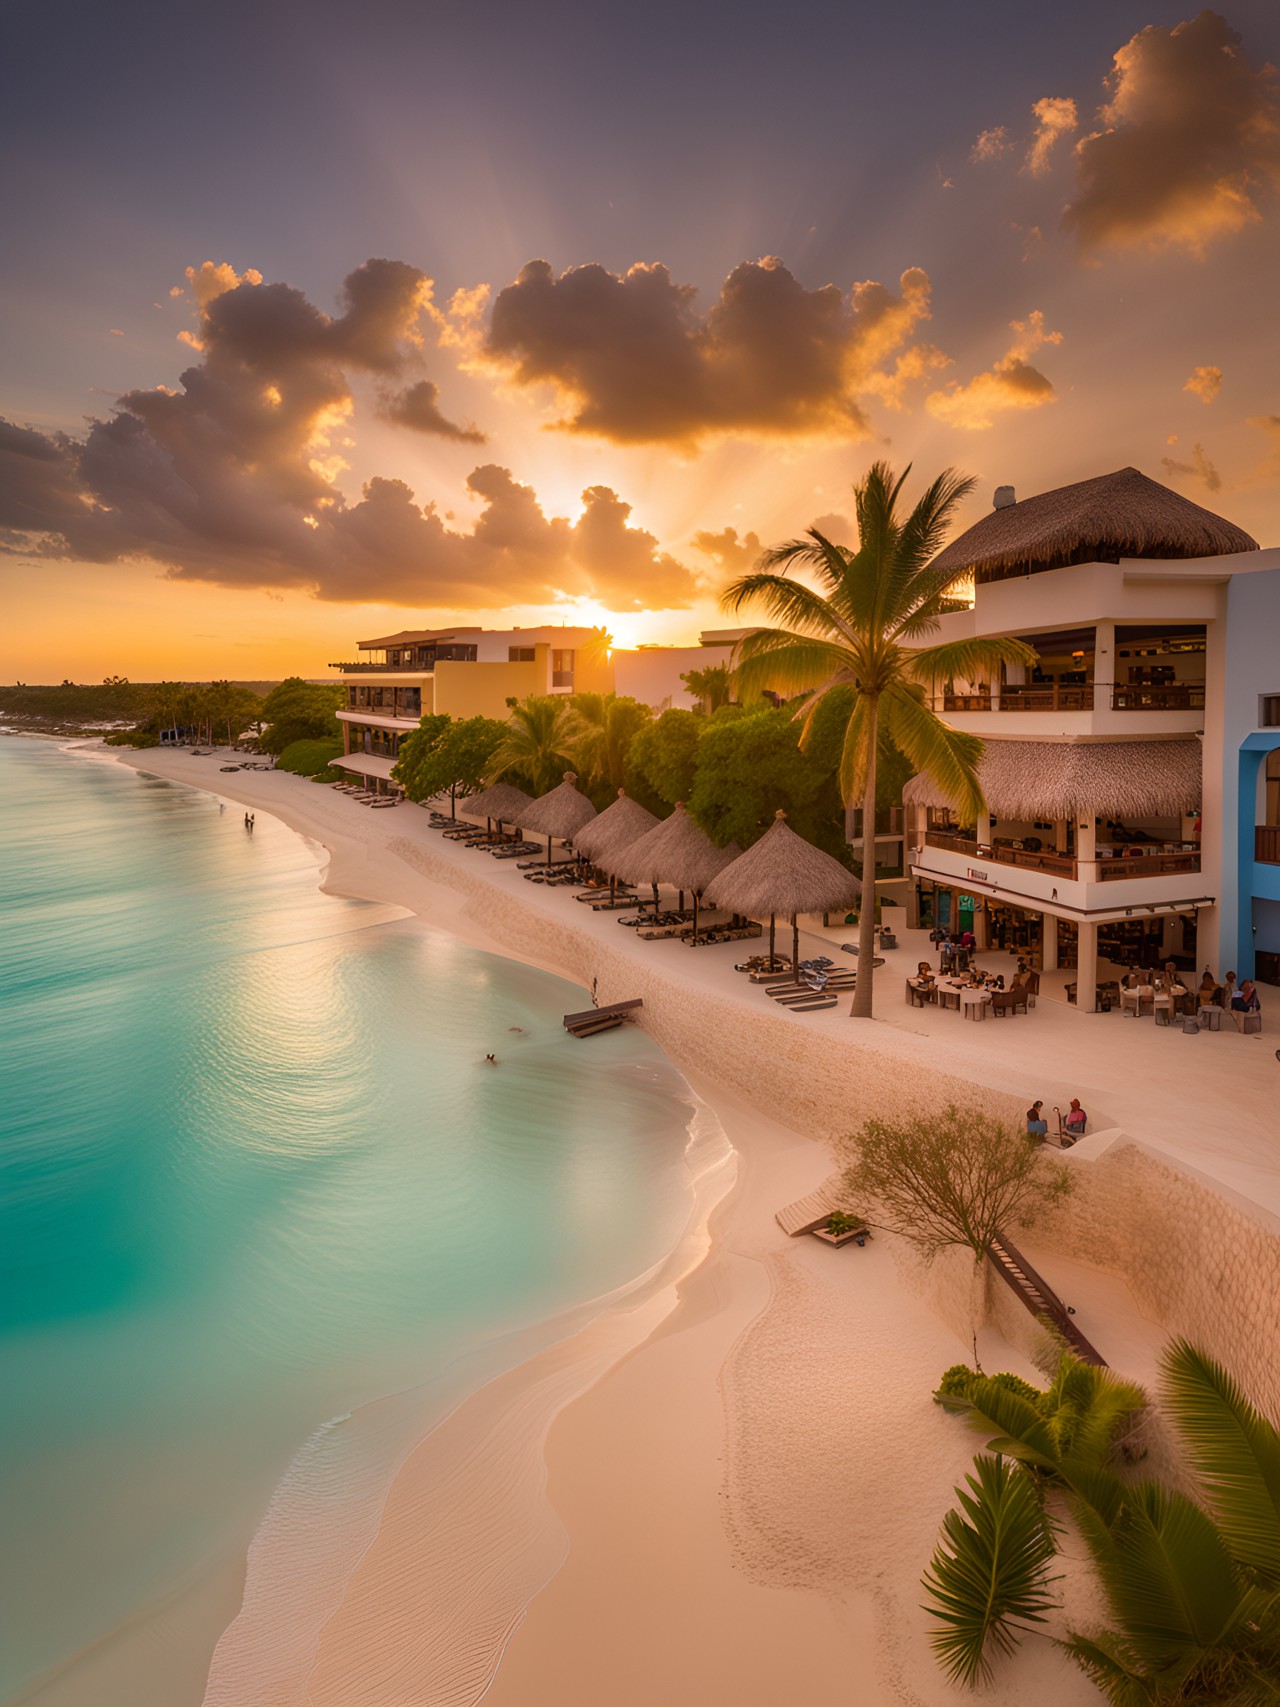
1258 826 1280 865
329 660 427 673
1111 685 1205 711
920 832 1201 883
941 684 1095 713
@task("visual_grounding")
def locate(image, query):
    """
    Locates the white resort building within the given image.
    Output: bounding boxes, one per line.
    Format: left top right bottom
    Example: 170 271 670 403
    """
904 468 1280 1006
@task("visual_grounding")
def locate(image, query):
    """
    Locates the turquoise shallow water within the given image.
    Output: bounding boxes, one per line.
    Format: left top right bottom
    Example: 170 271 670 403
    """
0 739 700 1700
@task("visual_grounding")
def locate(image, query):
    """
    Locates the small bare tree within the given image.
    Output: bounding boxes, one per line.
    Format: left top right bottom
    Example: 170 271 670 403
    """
842 1104 1072 1261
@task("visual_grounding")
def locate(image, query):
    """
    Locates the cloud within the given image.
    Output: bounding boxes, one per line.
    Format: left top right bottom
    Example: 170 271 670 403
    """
690 526 763 574
971 126 1011 163
481 257 942 444
0 261 698 610
1160 441 1222 492
1064 12 1280 255
1025 96 1078 176
925 311 1062 431
1184 364 1223 403
381 379 485 442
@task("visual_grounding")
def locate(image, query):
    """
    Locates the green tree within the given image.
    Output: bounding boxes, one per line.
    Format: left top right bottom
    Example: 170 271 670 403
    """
723 461 1035 1016
394 715 505 814
147 681 188 735
486 696 576 797
681 662 734 711
841 1104 1073 1263
258 677 344 755
627 708 703 807
566 692 653 802
204 679 263 747
687 706 847 855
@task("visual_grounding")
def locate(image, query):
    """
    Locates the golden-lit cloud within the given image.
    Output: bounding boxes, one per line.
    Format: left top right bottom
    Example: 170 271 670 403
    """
690 526 763 574
481 257 941 445
1184 364 1223 403
925 311 1061 431
0 260 698 610
1064 12 1280 255
971 126 1011 163
1025 96 1078 176
1160 441 1222 492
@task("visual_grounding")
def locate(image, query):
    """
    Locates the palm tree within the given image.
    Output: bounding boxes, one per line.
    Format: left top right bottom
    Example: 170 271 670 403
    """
486 696 576 797
566 692 653 799
681 663 734 712
924 1341 1280 1699
722 462 1035 1017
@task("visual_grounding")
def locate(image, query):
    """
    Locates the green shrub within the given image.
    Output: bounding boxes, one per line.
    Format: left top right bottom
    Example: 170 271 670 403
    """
987 1371 1043 1405
104 728 159 747
937 1364 976 1401
935 1365 1043 1408
309 767 346 784
277 738 343 777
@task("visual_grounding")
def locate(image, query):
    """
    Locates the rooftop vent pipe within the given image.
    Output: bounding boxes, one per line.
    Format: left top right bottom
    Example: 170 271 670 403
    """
993 485 1016 509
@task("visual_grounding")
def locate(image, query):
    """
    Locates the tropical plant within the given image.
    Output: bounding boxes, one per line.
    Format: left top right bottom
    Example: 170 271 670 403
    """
923 1341 1280 1700
722 461 1035 1015
276 737 344 777
627 708 703 806
485 695 576 797
565 693 652 800
681 662 735 711
923 1453 1059 1687
258 677 344 754
687 705 849 856
842 1104 1073 1263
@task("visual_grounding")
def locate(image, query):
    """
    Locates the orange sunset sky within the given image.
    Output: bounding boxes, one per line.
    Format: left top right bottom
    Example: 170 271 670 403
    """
2 2 1279 682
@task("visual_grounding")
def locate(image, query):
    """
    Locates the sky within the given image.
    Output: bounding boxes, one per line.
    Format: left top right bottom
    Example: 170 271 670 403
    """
2 0 1279 682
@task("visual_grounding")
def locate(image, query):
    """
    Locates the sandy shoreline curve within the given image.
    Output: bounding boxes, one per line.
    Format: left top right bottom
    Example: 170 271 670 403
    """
48 742 1274 1707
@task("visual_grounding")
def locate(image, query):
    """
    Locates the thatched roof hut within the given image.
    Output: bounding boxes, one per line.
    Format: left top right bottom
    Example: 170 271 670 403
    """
572 790 659 866
461 782 534 822
616 803 738 894
518 772 597 839
928 468 1257 587
708 812 861 916
903 738 1202 820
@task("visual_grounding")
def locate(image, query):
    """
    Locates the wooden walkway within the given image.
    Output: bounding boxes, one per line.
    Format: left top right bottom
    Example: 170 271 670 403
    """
563 997 642 1040
774 1176 851 1237
987 1234 1108 1367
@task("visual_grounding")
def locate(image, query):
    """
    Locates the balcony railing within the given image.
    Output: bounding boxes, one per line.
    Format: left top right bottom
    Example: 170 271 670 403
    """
920 832 1202 884
1095 848 1201 879
1257 825 1280 865
922 832 1077 878
942 693 993 712
1111 685 1205 711
329 660 431 673
941 685 1094 712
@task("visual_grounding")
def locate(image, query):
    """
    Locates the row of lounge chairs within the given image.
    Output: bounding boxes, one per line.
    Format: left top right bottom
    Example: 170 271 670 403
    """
758 956 856 1014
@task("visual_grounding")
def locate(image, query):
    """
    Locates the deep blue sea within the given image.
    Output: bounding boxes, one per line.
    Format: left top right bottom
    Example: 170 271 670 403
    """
0 739 702 1701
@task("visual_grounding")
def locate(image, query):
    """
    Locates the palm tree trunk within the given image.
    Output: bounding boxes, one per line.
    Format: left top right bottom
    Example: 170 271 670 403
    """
851 706 879 1018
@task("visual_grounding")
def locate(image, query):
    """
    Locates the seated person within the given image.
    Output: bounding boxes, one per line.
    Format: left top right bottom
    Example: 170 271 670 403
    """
915 961 935 986
1063 1098 1088 1135
1199 968 1219 1005
1010 968 1027 989
1223 972 1238 1007
1232 979 1261 1013
1026 1100 1048 1138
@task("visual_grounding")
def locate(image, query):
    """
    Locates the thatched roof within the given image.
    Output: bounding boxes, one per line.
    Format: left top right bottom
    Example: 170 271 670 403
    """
616 804 740 893
518 772 597 838
929 468 1257 586
903 738 1202 820
461 781 533 821
572 790 660 865
707 812 861 917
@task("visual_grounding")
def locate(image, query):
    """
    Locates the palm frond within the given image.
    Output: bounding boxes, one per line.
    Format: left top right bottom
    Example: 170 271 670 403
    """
721 573 857 645
1161 1340 1280 1584
949 1378 1063 1476
881 681 986 822
922 1454 1059 1688
902 636 1038 687
837 691 873 807
733 633 855 701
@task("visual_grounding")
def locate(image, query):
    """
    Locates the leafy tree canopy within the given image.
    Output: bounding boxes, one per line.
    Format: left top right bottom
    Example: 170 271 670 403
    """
565 692 653 805
394 715 505 806
486 696 577 797
687 706 847 855
627 708 702 808
258 677 343 754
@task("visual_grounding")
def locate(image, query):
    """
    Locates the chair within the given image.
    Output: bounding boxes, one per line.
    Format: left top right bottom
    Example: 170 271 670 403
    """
1024 970 1040 1008
990 989 1024 1018
906 979 927 1008
1232 1009 1262 1034
1152 991 1174 1027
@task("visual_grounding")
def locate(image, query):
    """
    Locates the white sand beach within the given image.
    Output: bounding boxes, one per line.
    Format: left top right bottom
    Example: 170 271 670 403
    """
91 747 1278 1707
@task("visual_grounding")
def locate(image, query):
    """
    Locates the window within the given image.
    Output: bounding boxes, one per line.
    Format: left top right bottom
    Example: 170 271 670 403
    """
1261 694 1280 728
509 646 536 663
551 649 575 673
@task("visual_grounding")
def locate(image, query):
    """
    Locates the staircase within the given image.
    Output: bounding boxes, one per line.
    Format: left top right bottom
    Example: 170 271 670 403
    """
987 1234 1107 1367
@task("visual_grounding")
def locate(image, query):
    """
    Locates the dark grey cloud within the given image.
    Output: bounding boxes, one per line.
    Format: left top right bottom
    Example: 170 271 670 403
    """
483 257 939 445
381 379 484 442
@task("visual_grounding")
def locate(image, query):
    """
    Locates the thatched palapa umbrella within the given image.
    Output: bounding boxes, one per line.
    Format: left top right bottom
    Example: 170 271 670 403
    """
708 811 860 979
572 790 659 902
616 803 740 939
519 771 597 865
461 781 534 840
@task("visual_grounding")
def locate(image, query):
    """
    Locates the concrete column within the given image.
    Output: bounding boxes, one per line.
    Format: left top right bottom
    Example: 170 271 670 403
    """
974 903 988 950
1042 915 1059 971
977 811 992 847
1093 619 1115 708
1077 920 1098 1012
1076 813 1096 877
1055 818 1069 854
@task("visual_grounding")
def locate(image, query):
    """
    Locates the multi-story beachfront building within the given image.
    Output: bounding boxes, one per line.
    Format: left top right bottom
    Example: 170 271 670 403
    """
903 468 1280 1004
329 625 612 790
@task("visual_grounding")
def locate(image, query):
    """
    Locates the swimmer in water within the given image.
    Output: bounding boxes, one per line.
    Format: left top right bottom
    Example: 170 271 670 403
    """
484 1053 497 1065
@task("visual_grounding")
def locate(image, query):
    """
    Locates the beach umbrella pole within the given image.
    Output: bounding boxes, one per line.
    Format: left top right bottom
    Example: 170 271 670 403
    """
792 914 800 984
769 913 776 966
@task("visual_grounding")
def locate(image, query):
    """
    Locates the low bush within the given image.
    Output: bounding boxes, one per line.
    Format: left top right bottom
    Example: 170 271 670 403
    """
104 728 159 747
277 737 343 777
934 1364 1043 1407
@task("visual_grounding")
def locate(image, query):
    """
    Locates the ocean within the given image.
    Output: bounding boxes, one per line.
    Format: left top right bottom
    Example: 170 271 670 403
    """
0 739 711 1702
